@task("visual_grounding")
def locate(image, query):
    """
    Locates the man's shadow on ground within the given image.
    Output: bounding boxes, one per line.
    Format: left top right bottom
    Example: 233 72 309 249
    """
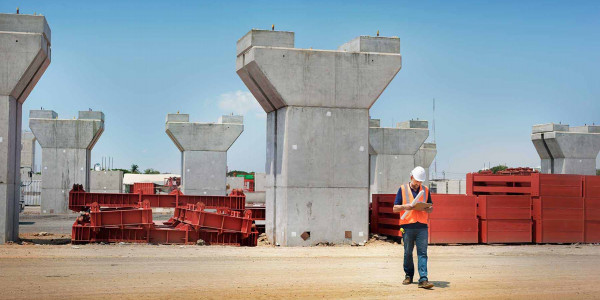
429 281 450 289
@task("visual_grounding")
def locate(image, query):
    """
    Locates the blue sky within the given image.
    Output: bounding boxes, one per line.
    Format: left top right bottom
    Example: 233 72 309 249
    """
5 0 599 179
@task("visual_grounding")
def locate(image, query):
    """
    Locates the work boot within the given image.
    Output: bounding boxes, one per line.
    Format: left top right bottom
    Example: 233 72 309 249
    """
402 276 413 285
418 280 434 289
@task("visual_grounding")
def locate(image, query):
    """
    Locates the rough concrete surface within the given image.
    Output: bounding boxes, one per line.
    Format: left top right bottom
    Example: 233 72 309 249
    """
1 242 599 299
90 170 123 193
237 29 401 246
29 110 104 214
166 114 243 196
0 13 51 244
532 123 600 175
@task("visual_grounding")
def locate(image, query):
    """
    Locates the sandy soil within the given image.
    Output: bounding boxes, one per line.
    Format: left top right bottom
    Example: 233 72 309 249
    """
1 240 599 300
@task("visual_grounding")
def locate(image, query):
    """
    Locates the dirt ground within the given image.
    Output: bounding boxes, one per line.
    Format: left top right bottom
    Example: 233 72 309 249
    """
3 209 599 299
0 241 599 299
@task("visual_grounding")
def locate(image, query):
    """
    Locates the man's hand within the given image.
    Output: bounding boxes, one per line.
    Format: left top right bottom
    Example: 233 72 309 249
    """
393 204 413 213
424 206 433 213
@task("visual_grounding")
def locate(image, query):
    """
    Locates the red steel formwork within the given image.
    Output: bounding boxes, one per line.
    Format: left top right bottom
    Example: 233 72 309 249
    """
370 194 404 237
467 172 584 197
584 197 600 243
428 194 478 244
88 201 153 228
133 182 156 195
585 176 600 198
533 196 584 243
69 185 246 212
172 204 254 237
477 195 532 244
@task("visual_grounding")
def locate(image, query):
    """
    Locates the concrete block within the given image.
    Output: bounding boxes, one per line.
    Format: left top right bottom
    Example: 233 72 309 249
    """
166 113 189 123
254 172 266 191
30 110 104 213
218 115 244 125
166 114 243 196
369 118 380 128
414 142 437 185
237 29 401 246
531 124 600 175
532 123 569 133
0 13 51 243
78 110 105 121
30 110 57 119
398 120 429 129
245 191 266 204
90 170 123 193
236 29 294 56
338 36 400 54
226 176 244 191
20 131 36 170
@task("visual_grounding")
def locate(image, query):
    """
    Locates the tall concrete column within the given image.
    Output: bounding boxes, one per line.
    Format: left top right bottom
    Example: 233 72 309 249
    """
30 110 104 213
165 114 243 196
237 30 402 246
20 131 36 172
0 13 51 243
414 142 437 185
369 119 429 201
532 123 600 175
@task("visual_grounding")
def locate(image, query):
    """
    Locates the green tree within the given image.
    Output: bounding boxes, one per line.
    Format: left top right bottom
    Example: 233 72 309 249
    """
479 164 508 174
143 168 160 174
597 169 600 176
130 164 140 174
112 168 131 174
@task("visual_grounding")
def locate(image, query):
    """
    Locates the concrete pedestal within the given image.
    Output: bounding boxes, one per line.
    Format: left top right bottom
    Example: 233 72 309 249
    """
29 110 104 213
165 114 243 196
369 119 429 201
237 29 402 246
90 170 123 193
414 142 437 185
0 13 51 243
532 123 600 175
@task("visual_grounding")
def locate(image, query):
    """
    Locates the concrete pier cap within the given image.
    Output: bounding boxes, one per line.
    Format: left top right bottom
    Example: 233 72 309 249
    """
165 113 243 196
0 13 51 243
531 123 600 175
237 29 402 246
29 110 104 213
369 119 430 198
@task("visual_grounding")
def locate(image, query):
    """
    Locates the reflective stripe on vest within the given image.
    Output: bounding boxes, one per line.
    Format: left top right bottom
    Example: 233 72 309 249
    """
400 183 429 225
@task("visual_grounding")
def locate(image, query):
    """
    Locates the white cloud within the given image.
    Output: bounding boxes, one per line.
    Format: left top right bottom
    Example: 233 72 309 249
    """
217 90 263 116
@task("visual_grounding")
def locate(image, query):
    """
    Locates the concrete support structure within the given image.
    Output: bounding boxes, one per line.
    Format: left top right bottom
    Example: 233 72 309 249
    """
414 142 437 185
237 30 402 246
369 119 429 201
30 110 104 213
20 131 36 171
90 170 123 193
0 14 51 243
532 123 600 175
165 114 243 196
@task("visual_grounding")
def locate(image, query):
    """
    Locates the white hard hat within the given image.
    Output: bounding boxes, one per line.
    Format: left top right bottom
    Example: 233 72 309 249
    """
411 166 426 182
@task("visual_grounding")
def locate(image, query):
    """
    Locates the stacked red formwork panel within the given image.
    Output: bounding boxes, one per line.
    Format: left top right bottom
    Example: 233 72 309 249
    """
533 174 584 243
466 171 537 196
69 185 258 246
245 204 266 234
584 176 600 243
428 194 478 244
370 194 403 237
478 196 532 244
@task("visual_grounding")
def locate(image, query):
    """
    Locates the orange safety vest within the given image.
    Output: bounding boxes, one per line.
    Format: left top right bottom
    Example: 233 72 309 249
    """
400 183 429 225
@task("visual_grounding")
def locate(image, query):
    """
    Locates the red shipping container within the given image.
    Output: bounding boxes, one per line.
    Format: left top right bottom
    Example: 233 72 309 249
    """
585 176 600 198
477 195 532 220
428 219 478 244
532 197 584 220
585 197 600 221
429 194 477 219
480 220 532 244
538 174 583 197
585 221 600 243
534 219 584 243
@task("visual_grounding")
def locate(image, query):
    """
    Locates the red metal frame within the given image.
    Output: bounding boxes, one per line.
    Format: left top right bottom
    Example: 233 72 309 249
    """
69 185 246 212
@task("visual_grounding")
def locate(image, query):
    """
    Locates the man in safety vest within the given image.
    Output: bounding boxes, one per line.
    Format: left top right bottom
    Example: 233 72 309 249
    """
393 166 434 289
